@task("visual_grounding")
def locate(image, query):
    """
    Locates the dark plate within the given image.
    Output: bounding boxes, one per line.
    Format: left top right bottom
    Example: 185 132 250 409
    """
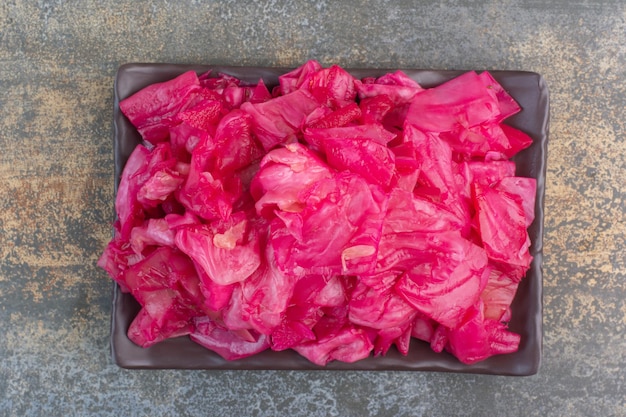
111 63 548 375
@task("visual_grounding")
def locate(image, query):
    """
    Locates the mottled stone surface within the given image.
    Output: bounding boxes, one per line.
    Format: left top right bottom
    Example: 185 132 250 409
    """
0 0 624 416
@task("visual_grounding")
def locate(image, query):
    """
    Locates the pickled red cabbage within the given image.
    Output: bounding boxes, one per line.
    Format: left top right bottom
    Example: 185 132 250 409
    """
99 61 536 365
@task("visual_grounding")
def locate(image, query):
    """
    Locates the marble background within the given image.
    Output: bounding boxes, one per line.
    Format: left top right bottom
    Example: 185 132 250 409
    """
0 1 624 416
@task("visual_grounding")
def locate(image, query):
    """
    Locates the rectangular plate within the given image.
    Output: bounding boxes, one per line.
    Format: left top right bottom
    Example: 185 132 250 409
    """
111 63 548 375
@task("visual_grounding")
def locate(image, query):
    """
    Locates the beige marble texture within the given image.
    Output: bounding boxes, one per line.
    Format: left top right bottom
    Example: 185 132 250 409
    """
0 1 624 416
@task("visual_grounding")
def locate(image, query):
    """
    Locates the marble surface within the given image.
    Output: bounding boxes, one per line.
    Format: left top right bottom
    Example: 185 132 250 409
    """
0 1 624 416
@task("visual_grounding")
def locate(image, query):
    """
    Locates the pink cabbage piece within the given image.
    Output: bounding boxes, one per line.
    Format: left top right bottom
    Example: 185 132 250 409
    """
194 263 236 312
404 70 532 158
129 218 176 254
292 327 374 366
119 70 202 144
191 316 270 360
123 246 204 347
324 136 395 188
355 70 424 105
438 122 534 158
175 98 226 136
360 95 395 126
442 301 521 365
405 125 471 233
169 121 209 161
97 228 143 293
251 142 332 217
278 60 323 95
304 124 397 189
472 177 536 273
481 267 520 321
478 71 521 121
348 281 417 330
374 323 413 357
174 212 262 286
304 123 396 149
305 102 362 130
405 71 504 132
300 64 358 109
135 142 185 209
465 160 517 187
240 89 320 151
383 231 489 329
217 230 296 335
270 274 345 351
175 131 241 222
383 188 461 235
115 144 151 239
211 110 264 175
411 314 437 343
269 172 388 276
